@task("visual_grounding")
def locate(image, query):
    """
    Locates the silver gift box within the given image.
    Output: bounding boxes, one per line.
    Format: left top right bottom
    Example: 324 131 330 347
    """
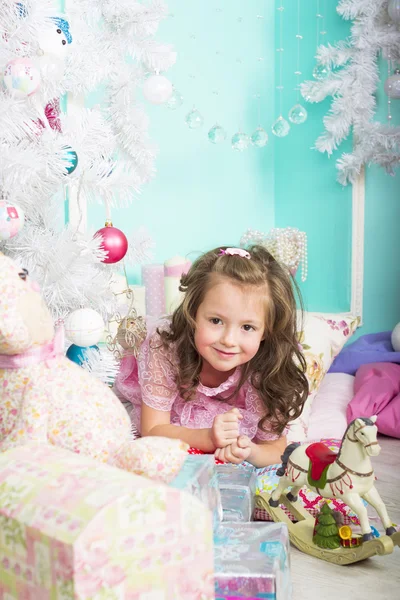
217 463 257 522
216 463 257 489
214 521 291 600
170 454 222 525
220 487 255 522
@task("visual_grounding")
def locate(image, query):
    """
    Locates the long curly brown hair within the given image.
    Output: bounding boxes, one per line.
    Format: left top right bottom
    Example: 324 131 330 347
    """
158 245 309 436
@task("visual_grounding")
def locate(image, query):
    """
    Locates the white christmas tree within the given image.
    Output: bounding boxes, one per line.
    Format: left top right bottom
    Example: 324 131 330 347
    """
301 0 400 184
0 0 174 325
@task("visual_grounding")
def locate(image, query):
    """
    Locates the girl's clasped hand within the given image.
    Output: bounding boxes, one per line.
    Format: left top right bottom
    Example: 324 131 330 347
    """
211 408 252 464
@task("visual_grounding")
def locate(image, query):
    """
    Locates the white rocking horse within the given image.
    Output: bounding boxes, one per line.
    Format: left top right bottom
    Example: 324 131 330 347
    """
269 416 397 542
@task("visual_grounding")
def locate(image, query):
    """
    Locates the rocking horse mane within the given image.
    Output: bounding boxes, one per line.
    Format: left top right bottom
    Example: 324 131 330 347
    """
337 417 376 460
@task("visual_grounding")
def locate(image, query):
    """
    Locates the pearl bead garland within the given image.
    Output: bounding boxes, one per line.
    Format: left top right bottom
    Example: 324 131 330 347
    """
240 227 308 282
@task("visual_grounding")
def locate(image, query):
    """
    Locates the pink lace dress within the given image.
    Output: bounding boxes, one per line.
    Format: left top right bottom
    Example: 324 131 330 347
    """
115 317 281 442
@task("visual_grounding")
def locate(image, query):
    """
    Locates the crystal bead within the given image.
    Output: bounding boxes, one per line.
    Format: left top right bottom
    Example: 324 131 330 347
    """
313 64 329 81
166 88 183 110
384 70 400 99
288 103 308 125
231 132 251 151
208 124 227 144
185 108 204 129
251 127 269 147
271 116 290 138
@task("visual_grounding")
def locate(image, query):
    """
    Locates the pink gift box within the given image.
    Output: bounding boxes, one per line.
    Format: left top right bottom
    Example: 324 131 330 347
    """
0 444 215 599
142 263 165 317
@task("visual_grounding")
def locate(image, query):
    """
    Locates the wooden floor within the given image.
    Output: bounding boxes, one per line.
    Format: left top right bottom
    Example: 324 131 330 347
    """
290 435 400 600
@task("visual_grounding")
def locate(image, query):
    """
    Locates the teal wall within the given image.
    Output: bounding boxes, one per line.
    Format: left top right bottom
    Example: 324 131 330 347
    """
363 56 400 336
274 2 352 314
86 1 400 335
88 0 276 281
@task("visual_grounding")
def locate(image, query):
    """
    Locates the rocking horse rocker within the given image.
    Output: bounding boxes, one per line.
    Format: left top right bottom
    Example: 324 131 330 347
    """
257 417 400 564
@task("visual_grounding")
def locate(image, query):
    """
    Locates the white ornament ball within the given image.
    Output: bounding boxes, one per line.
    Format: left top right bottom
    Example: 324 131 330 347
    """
142 74 173 105
391 322 400 352
65 308 105 347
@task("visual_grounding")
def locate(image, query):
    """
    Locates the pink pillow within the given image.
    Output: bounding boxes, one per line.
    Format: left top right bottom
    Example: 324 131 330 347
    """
347 363 400 439
306 373 355 441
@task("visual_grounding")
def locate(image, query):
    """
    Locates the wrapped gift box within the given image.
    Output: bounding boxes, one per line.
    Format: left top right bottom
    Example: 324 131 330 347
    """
217 464 257 522
0 444 214 599
170 454 223 526
216 463 257 489
220 487 254 523
214 522 291 600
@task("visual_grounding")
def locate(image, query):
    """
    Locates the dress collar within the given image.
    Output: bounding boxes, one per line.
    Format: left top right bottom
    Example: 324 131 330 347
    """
198 367 241 397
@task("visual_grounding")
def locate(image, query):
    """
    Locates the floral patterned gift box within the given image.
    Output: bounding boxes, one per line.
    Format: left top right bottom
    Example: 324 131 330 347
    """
0 444 214 600
214 521 291 600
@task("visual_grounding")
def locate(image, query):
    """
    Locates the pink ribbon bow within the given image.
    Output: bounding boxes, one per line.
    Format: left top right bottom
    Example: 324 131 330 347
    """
219 247 251 259
0 326 65 369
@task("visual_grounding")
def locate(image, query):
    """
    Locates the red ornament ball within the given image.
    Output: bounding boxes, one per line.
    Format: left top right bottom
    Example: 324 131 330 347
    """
94 221 128 264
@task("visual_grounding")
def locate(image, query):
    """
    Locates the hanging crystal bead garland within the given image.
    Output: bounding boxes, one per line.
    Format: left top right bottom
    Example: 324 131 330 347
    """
272 0 290 137
387 50 393 124
240 227 308 282
383 19 396 123
251 94 269 147
208 89 227 143
182 5 314 148
289 0 308 125
313 0 330 81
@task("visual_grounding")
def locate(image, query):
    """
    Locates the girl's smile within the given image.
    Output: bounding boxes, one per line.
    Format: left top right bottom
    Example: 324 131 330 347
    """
213 348 238 358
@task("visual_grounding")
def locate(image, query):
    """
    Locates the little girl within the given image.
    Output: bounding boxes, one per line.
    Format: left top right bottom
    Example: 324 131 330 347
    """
115 245 308 468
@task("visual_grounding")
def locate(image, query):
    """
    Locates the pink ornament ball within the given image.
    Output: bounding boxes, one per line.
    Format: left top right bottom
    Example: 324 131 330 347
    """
0 201 25 241
3 57 41 97
94 221 128 264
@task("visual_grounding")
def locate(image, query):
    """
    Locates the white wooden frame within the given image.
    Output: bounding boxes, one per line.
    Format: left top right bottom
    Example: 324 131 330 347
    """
350 168 365 324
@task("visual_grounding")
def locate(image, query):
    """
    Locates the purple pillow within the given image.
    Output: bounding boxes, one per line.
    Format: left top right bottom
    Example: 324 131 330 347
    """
329 331 400 376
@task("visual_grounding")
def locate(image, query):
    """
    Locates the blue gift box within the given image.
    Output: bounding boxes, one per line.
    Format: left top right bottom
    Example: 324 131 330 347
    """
214 522 291 600
170 455 222 526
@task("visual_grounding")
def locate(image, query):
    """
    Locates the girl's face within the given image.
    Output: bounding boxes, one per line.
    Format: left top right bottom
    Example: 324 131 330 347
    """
194 279 267 377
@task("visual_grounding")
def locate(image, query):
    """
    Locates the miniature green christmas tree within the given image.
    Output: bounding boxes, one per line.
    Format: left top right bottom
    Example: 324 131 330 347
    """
313 503 341 550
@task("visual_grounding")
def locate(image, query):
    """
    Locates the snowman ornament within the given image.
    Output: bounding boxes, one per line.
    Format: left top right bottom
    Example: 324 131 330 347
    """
36 17 72 80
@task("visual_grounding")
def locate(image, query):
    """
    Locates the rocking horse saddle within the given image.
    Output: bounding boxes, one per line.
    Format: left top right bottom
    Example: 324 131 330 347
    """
305 442 337 482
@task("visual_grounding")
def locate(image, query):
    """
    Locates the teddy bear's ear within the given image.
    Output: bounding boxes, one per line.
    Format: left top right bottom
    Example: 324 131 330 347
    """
0 253 32 355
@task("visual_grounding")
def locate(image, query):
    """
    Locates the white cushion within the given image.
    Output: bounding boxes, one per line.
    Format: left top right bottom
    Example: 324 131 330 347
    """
287 312 359 442
306 373 355 441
